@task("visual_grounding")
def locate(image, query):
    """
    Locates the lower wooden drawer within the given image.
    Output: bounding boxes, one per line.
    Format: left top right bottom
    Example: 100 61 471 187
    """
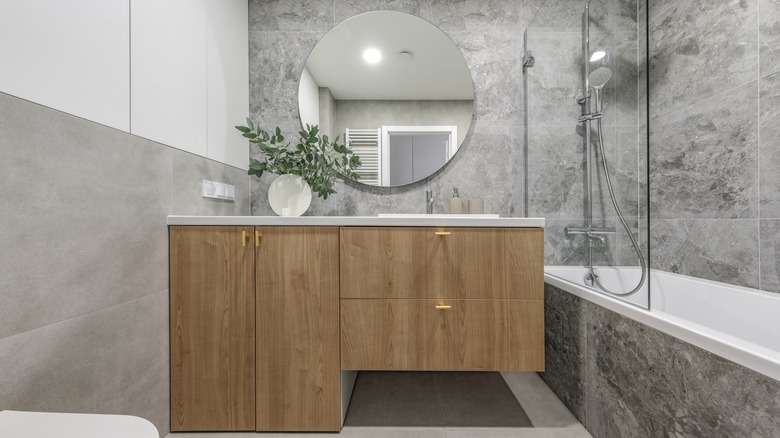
340 299 544 371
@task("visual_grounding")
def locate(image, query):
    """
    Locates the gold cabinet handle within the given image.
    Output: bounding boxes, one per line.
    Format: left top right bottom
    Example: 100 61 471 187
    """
435 231 451 236
242 230 249 247
255 231 262 247
435 305 451 309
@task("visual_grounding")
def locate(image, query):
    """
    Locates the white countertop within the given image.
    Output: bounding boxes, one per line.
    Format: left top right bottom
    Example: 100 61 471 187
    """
167 215 545 228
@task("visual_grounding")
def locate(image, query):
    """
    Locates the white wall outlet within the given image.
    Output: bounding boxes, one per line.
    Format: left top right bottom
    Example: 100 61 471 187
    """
202 179 236 201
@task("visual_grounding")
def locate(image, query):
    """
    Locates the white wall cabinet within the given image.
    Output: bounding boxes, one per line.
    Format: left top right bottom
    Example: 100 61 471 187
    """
131 0 208 157
0 0 248 170
0 0 130 131
206 0 250 170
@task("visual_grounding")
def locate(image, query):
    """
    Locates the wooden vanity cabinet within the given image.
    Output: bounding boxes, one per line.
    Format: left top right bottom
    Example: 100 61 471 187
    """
169 226 256 432
170 223 544 432
255 227 341 432
169 226 340 432
340 227 544 372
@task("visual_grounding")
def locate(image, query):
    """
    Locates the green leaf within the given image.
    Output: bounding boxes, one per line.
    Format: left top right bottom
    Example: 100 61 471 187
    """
245 118 255 130
242 132 258 139
235 125 251 133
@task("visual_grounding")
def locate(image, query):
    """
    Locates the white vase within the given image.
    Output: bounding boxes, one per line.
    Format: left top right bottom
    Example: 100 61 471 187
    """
268 174 312 216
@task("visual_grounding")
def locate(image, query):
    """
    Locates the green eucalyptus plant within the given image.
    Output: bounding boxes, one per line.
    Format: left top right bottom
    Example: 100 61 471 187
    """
235 119 361 199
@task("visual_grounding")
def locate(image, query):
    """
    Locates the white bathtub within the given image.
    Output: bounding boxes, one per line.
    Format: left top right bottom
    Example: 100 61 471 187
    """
545 266 780 382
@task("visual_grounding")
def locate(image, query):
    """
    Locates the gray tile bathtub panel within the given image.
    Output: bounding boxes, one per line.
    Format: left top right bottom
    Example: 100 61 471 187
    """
249 0 334 32
649 82 758 220
0 93 171 340
649 0 758 117
649 219 759 289
540 284 588 423
759 71 780 217
0 291 169 436
760 0 780 77
586 302 780 438
171 150 250 216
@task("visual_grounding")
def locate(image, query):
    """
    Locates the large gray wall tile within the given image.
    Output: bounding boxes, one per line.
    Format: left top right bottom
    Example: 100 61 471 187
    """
249 0 334 31
524 0 609 33
0 93 171 339
759 219 780 293
649 82 758 220
759 71 780 217
429 123 520 216
171 150 251 216
428 0 520 33
335 0 428 22
525 32 584 126
249 31 322 127
760 0 780 77
0 291 169 436
650 219 759 288
649 0 758 117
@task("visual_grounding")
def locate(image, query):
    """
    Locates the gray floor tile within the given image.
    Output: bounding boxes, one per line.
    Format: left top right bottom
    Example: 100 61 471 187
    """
501 372 583 429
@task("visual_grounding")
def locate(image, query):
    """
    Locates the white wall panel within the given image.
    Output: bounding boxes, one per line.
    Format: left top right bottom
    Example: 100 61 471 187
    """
131 0 207 156
0 0 130 131
206 0 249 170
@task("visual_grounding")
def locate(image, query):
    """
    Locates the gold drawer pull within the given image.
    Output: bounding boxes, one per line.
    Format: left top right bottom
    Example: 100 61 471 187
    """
242 230 249 247
435 231 451 236
255 231 262 247
435 305 451 310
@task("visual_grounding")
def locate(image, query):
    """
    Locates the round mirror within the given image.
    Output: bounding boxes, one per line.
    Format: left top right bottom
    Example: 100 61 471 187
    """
298 11 474 187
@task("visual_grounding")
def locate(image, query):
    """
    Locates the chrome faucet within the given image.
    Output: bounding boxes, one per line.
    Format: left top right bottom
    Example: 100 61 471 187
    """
426 190 434 214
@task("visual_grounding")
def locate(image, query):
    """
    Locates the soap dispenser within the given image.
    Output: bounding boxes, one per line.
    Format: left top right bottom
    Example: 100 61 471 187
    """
449 188 463 214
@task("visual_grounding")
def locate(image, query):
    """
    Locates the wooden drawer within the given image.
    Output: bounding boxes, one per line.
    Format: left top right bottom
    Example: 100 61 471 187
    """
339 227 543 299
340 299 544 371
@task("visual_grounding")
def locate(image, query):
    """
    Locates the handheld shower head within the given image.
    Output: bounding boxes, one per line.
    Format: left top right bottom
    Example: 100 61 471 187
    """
588 66 612 90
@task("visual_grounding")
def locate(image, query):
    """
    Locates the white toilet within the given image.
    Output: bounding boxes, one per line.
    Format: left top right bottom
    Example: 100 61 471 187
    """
0 410 159 438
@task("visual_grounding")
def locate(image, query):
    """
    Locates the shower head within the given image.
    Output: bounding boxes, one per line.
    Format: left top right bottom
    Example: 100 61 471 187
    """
589 66 612 90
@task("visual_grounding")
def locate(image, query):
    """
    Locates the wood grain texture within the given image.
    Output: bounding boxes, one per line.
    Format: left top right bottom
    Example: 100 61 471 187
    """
340 299 544 372
255 227 340 432
169 226 255 431
340 227 543 300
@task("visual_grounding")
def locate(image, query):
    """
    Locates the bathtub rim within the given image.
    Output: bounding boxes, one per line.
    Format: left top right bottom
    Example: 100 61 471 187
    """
544 267 780 383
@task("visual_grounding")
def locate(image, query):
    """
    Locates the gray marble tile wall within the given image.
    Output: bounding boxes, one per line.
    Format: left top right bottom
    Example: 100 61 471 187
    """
0 92 249 436
524 0 645 266
541 283 780 438
248 0 524 216
648 0 780 292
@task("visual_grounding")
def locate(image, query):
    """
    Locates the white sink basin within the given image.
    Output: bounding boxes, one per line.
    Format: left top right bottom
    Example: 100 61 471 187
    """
377 214 500 218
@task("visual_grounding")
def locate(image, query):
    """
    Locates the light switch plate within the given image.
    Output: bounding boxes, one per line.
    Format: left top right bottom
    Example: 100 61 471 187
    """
202 179 236 201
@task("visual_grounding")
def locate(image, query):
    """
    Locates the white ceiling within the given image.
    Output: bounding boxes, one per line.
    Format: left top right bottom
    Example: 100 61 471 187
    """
304 11 474 101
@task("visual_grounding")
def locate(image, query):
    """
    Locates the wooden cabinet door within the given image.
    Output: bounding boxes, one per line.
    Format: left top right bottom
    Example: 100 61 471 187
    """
341 299 544 371
169 226 255 431
255 227 340 432
340 227 543 299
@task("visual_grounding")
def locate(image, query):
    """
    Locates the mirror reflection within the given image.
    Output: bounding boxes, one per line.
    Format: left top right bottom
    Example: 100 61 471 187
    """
298 11 474 187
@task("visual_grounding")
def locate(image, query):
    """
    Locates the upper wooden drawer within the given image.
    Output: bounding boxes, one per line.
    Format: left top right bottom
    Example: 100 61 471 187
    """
340 227 543 299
